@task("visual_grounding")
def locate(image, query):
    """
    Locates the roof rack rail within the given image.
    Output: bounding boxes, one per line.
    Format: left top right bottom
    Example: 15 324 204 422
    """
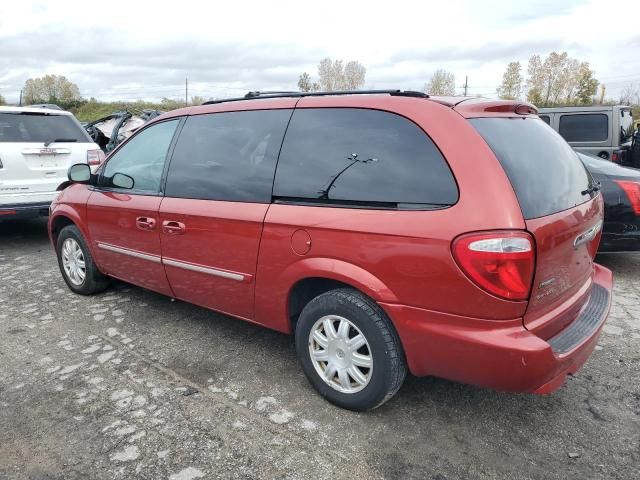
203 89 429 105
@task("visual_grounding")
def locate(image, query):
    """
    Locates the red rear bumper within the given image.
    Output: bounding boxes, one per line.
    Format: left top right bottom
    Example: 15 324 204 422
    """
381 263 613 393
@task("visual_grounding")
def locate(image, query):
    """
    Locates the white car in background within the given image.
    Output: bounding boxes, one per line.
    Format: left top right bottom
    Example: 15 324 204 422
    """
0 106 104 219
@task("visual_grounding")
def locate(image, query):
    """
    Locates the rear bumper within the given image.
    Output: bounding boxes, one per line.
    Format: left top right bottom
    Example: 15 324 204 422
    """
381 263 613 394
0 202 51 219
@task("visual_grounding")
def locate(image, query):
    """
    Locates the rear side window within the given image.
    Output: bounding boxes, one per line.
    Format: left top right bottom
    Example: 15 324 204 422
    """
539 115 550 125
273 108 458 208
558 114 608 142
0 113 90 143
165 109 292 203
471 117 592 219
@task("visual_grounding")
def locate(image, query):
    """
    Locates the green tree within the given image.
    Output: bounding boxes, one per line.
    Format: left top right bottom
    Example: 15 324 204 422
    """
575 63 598 105
497 62 523 100
22 75 82 109
526 52 598 107
425 69 455 96
297 72 315 92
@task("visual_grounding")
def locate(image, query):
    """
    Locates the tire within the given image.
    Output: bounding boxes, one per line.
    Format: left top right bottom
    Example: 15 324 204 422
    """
295 288 407 411
56 225 109 295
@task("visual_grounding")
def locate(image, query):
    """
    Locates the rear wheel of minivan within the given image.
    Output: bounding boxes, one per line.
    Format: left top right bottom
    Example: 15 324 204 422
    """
56 225 110 295
295 288 407 411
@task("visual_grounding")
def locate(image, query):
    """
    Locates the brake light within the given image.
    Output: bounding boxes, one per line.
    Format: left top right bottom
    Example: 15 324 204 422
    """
453 231 535 301
615 180 640 215
612 152 619 163
87 149 105 166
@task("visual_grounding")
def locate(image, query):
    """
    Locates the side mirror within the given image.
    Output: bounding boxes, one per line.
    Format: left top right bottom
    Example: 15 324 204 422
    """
112 172 135 189
68 163 91 183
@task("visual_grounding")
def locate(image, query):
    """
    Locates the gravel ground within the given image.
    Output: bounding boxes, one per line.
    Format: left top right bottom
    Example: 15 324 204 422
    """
0 218 638 480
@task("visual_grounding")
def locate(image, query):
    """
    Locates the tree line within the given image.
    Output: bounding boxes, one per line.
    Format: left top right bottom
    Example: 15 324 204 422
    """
2 53 637 122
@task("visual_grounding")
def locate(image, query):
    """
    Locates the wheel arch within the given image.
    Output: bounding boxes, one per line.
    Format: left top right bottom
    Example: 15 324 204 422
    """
271 257 400 333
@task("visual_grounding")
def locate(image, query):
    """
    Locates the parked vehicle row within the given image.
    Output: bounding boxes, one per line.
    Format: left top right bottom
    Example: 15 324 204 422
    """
0 106 103 219
579 152 640 252
50 91 612 410
539 105 636 167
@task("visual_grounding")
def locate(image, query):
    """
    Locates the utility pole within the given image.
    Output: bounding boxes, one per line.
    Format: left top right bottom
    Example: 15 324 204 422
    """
599 84 606 105
185 77 188 106
463 76 468 96
19 89 22 106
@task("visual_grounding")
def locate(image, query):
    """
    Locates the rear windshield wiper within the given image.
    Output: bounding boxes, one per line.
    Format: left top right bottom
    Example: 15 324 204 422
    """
581 181 601 196
44 138 78 146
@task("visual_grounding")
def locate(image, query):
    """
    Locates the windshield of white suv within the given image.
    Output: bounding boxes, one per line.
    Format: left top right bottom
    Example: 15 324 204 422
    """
620 109 633 144
0 112 91 143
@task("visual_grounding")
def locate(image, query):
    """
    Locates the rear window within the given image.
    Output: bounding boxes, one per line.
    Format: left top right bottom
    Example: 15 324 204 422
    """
0 113 90 143
471 117 592 219
558 113 608 142
273 108 458 209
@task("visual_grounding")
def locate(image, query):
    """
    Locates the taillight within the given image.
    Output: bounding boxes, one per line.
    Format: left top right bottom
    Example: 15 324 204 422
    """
615 180 640 215
611 152 619 163
452 231 535 301
87 149 105 166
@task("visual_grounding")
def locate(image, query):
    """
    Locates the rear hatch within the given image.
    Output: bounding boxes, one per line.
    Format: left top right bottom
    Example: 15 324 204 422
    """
471 117 602 337
0 111 96 204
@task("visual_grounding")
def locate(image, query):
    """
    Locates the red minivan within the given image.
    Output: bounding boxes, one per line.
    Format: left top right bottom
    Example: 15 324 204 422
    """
49 91 613 411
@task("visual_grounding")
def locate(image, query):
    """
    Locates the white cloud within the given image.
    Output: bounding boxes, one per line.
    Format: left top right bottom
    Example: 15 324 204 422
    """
0 0 638 103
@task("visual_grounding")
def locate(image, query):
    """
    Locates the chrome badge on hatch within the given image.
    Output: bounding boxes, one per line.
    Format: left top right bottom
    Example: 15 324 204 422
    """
573 220 603 249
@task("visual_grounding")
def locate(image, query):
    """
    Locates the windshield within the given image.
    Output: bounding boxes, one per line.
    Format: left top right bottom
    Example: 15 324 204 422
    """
471 117 593 219
0 113 91 143
620 109 633 144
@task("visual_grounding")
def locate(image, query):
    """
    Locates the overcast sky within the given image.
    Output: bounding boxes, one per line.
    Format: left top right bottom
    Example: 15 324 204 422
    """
0 0 638 104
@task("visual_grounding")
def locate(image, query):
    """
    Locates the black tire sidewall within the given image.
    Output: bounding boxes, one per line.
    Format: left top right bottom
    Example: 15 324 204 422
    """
295 290 401 411
56 225 106 295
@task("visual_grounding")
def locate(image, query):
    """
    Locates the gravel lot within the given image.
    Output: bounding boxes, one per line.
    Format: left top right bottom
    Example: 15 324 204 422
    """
0 218 638 480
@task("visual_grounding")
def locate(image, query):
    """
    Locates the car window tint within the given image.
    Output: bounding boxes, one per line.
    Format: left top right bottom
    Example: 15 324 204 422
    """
273 108 458 208
471 117 592 219
0 113 90 143
165 110 292 203
101 119 179 192
539 115 550 125
558 114 608 142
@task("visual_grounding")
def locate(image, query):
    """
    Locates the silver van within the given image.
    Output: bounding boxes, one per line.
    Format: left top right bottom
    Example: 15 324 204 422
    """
538 105 635 165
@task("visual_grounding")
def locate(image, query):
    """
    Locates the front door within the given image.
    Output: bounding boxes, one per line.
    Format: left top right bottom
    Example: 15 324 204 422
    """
158 108 293 320
87 118 181 296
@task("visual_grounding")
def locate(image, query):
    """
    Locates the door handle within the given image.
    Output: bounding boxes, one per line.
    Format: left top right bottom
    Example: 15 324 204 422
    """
162 220 186 235
136 217 156 231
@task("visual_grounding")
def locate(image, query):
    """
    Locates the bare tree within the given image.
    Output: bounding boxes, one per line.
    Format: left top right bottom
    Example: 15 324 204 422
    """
189 96 206 106
619 82 639 106
23 75 82 108
343 61 366 90
299 58 366 92
497 62 523 100
425 69 456 96
0 93 6 106
317 58 367 91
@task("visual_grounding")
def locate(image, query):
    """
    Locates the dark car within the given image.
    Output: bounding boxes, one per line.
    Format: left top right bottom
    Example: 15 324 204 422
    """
579 152 640 253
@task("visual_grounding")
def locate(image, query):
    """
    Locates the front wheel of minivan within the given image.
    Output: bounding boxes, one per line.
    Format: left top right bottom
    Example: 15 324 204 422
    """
56 225 110 295
295 288 407 411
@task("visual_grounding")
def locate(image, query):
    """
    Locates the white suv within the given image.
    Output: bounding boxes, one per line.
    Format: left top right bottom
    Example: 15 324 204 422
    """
0 106 104 218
